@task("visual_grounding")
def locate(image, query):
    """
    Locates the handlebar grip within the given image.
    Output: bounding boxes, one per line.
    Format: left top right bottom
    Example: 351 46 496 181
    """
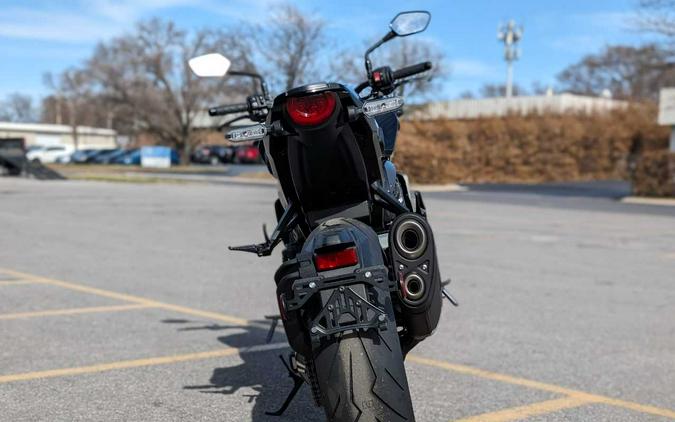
208 103 249 116
392 61 432 80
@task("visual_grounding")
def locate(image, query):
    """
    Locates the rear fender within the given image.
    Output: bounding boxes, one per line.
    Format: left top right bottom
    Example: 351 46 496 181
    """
275 218 396 355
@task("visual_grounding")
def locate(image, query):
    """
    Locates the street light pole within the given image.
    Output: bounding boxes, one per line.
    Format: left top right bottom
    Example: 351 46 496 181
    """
498 20 523 98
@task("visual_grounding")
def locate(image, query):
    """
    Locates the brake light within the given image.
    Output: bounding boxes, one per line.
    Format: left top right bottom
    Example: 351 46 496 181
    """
314 247 358 271
286 92 336 126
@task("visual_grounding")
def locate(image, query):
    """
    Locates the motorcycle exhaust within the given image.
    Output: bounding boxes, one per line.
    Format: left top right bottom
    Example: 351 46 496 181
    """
388 213 443 341
402 272 425 305
394 219 427 260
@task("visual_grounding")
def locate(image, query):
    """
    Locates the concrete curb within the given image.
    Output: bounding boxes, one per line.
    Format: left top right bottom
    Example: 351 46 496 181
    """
53 171 470 192
412 184 467 192
621 196 675 207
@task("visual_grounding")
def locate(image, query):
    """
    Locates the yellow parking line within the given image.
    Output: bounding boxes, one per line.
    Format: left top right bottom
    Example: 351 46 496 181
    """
0 348 239 384
2 267 674 419
0 303 156 320
0 342 288 384
0 268 248 325
0 280 35 286
408 355 675 420
451 396 594 422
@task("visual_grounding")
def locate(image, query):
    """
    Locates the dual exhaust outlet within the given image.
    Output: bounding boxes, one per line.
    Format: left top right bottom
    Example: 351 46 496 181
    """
393 218 429 305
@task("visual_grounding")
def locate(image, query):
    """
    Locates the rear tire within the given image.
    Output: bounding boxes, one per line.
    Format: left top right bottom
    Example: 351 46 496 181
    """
313 328 415 422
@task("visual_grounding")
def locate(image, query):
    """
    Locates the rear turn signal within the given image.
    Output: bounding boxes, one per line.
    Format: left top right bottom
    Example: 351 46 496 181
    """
314 247 358 271
286 92 336 126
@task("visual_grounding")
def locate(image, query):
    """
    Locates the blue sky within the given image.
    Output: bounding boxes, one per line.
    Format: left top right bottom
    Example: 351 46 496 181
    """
0 0 658 101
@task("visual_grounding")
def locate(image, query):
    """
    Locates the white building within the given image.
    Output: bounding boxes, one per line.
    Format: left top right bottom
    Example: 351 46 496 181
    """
407 93 627 121
658 88 675 152
0 122 117 149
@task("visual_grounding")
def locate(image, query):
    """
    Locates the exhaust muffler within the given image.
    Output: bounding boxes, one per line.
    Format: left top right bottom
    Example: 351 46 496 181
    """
402 272 425 304
388 213 442 341
394 219 427 260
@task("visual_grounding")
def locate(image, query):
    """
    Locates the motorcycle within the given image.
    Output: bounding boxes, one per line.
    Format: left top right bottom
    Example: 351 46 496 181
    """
189 10 457 421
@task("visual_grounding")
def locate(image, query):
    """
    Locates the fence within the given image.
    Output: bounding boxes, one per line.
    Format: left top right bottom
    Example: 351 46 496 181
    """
406 94 627 121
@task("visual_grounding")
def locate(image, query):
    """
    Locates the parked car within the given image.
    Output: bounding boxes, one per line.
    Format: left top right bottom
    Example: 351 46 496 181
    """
234 143 262 164
70 149 103 164
26 145 73 164
0 138 25 175
91 148 125 164
191 145 235 165
84 148 117 163
113 148 141 165
108 147 180 166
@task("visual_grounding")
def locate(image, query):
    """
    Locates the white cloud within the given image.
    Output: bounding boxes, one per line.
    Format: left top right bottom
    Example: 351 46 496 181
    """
0 7 122 43
544 10 639 54
572 11 634 31
0 0 212 44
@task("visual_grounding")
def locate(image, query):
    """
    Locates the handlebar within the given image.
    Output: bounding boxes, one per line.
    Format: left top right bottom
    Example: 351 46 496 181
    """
208 103 249 116
392 61 432 80
355 61 433 95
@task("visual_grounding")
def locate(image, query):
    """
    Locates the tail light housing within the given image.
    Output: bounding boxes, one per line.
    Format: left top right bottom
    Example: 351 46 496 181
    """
286 92 336 126
314 246 358 271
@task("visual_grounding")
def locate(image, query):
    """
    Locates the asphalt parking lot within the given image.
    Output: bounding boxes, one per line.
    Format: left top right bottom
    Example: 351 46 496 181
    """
0 178 674 421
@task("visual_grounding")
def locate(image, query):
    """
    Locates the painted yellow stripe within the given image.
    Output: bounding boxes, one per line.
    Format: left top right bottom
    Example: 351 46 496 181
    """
408 355 577 396
0 280 35 286
0 268 248 325
0 342 288 384
452 396 594 422
409 355 675 420
0 304 155 320
3 267 674 419
0 348 239 384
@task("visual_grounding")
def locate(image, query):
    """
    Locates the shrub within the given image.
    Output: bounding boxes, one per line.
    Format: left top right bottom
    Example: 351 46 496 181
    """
394 104 669 185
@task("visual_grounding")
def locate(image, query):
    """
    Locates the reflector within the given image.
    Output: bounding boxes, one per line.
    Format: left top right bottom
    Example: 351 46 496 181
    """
287 92 336 126
315 247 359 271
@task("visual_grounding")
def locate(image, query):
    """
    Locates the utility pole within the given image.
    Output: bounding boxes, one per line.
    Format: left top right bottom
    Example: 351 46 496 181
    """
498 20 523 98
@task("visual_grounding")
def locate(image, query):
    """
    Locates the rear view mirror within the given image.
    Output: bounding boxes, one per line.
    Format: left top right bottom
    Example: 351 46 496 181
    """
390 11 431 37
188 53 231 77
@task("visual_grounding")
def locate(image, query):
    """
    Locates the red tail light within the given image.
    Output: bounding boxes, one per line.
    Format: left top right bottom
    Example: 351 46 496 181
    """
314 247 358 271
286 92 336 126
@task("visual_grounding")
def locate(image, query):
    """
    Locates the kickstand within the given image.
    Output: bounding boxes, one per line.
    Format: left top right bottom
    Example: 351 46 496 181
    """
442 278 459 307
264 315 281 344
265 354 304 417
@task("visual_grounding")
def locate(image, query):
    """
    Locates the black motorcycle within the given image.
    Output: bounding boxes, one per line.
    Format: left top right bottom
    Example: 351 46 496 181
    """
189 10 456 421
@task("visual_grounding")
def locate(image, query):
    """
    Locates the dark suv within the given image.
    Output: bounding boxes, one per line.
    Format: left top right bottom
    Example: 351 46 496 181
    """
190 145 234 165
0 138 25 175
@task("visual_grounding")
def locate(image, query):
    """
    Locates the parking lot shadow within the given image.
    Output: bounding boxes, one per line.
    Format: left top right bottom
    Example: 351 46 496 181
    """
169 320 323 421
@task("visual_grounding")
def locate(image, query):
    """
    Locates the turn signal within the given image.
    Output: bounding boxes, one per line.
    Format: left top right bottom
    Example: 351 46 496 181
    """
287 92 336 126
314 247 358 271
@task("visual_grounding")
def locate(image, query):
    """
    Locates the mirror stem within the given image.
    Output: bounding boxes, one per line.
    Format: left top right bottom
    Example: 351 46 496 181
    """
228 70 270 100
364 31 396 76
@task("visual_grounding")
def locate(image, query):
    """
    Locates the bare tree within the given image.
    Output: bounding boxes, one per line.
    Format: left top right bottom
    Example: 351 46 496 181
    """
44 69 95 149
556 44 675 101
0 93 37 123
479 83 527 98
82 19 251 161
637 0 675 39
252 4 327 91
458 90 475 99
